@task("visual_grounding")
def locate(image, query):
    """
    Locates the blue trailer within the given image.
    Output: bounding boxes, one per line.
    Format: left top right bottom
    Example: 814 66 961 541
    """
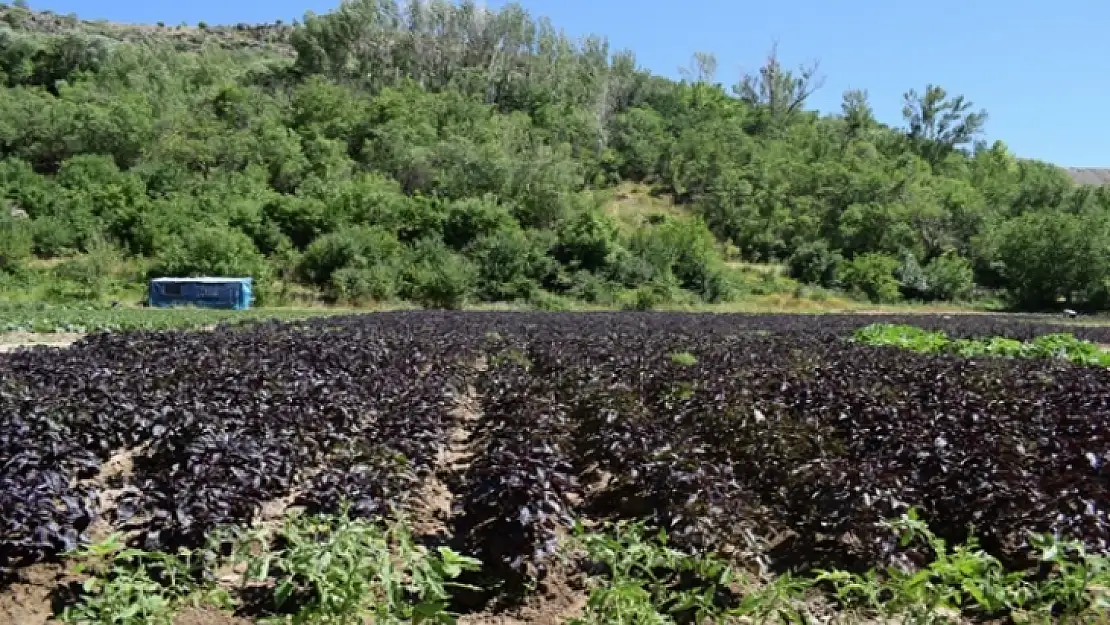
148 277 253 310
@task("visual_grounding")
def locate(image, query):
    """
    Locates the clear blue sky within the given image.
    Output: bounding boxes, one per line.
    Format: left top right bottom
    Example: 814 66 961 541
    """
31 0 1110 166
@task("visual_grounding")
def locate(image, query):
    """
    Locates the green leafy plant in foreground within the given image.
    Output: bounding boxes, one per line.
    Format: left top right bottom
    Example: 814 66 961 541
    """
571 512 1110 624
817 509 1110 624
567 520 814 624
227 507 482 624
60 509 482 625
54 506 1110 624
60 533 232 625
567 520 731 624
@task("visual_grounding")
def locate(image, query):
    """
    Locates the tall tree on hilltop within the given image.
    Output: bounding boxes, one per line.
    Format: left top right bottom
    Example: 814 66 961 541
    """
734 43 824 132
678 52 718 84
840 88 876 140
901 84 987 167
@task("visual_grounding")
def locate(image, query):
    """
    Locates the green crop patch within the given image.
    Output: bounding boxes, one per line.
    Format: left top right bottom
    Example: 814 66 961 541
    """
853 322 1110 366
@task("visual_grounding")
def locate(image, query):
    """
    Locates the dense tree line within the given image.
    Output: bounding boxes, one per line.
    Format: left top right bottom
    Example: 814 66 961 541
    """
0 0 1105 310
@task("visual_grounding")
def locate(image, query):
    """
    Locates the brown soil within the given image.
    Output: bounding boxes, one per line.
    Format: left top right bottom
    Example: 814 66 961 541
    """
257 492 302 525
81 444 145 542
425 357 589 624
0 332 84 353
173 607 254 625
410 374 483 537
0 564 72 625
460 559 588 625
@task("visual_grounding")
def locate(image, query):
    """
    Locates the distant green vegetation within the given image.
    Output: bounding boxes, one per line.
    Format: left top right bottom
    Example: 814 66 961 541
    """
853 323 1110 366
0 2 1107 312
0 302 344 333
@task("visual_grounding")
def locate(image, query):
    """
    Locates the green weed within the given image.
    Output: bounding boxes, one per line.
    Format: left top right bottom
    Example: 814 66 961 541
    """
60 533 233 625
50 493 1110 625
817 509 1110 624
228 508 481 624
567 520 815 624
667 351 698 366
572 511 1110 624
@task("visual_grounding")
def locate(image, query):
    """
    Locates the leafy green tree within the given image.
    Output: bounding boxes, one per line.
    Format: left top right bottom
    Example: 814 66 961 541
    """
838 253 902 304
402 238 478 310
734 43 825 133
991 211 1110 309
609 107 668 181
902 85 987 167
148 226 270 283
787 240 841 288
923 251 975 301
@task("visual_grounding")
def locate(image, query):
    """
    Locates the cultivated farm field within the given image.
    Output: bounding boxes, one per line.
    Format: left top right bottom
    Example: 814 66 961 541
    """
1 312 1109 624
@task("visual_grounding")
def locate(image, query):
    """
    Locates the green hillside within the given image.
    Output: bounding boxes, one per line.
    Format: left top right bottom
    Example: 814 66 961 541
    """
0 0 1106 311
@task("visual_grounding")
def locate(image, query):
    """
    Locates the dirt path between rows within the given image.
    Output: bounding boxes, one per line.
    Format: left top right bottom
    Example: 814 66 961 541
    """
448 357 588 625
0 332 84 353
411 358 485 539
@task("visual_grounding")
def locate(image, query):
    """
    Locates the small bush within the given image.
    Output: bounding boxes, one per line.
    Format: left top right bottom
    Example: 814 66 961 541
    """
48 239 123 301
606 246 657 288
402 238 478 310
467 228 554 302
839 253 902 304
443 196 516 250
787 240 842 287
620 278 686 311
923 251 975 301
149 227 269 281
329 264 398 304
556 269 619 305
895 250 929 299
0 212 32 273
298 225 403 286
553 210 621 273
630 216 731 302
30 215 89 257
527 289 574 311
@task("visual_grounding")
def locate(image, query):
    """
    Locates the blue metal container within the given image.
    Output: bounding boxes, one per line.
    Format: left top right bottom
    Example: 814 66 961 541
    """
148 277 253 310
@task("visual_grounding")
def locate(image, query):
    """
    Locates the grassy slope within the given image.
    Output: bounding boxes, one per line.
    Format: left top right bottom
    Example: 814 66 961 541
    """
599 182 692 231
1065 168 1110 185
0 4 294 54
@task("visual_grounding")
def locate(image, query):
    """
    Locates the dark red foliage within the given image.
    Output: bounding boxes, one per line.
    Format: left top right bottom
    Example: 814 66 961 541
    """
0 311 1107 577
